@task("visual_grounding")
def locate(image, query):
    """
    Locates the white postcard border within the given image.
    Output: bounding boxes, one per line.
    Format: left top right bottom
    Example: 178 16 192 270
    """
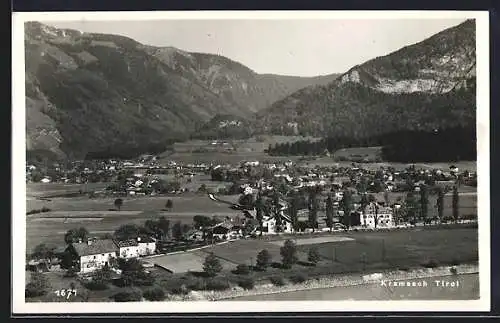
12 10 491 314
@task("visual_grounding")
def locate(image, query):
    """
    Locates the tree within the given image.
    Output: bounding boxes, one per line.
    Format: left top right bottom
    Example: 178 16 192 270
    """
114 198 123 211
87 266 112 290
203 252 223 277
256 249 272 270
340 190 353 228
384 191 390 206
280 239 298 268
272 190 283 232
419 184 429 224
238 193 255 209
373 203 380 229
255 193 265 235
25 272 51 298
325 194 335 232
193 215 215 229
118 258 153 287
308 190 319 232
158 216 171 240
165 199 173 211
198 184 207 193
404 192 418 225
436 187 445 222
308 247 321 265
288 191 300 232
32 243 55 262
172 221 183 240
452 186 460 223
64 227 89 244
114 224 141 241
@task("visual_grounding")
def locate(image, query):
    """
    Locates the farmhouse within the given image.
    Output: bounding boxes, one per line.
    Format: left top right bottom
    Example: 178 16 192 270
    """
67 239 118 274
137 236 157 256
211 220 243 241
114 239 140 259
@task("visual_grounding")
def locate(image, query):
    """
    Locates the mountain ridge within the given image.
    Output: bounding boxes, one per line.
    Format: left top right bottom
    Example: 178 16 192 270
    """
255 19 476 139
24 21 339 160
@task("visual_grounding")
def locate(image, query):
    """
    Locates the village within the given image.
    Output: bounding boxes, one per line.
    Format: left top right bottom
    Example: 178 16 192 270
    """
25 151 478 302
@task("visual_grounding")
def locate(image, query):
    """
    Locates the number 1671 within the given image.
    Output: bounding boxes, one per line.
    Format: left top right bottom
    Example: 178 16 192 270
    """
54 289 77 299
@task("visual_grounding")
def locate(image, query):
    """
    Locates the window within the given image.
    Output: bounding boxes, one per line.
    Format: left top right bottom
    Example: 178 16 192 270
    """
102 254 105 256
93 256 96 259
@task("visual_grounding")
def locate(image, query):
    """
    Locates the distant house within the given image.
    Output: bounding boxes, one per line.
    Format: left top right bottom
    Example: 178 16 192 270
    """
359 202 394 229
137 237 156 256
211 221 242 241
114 239 140 259
40 177 51 183
66 239 118 274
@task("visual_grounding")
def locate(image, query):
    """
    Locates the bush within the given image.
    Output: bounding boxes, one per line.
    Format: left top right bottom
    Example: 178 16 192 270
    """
143 287 166 301
270 275 286 287
113 289 143 302
205 278 231 291
450 266 458 275
25 282 46 298
25 272 50 298
234 264 250 275
237 277 255 290
84 280 108 291
170 285 191 295
289 273 308 284
307 248 321 265
422 259 439 268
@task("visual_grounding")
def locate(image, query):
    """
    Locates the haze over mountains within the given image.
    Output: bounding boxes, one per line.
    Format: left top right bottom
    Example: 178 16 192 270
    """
24 19 476 160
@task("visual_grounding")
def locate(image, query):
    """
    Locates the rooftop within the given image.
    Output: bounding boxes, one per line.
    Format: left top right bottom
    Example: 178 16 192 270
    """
71 239 118 256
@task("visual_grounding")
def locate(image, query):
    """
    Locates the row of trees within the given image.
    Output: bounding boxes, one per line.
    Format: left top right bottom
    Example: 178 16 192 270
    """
266 126 476 163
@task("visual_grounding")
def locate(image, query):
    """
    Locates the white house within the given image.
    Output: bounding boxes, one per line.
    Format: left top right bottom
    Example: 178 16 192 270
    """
261 216 293 234
114 239 141 259
69 239 118 274
40 177 51 183
137 237 156 256
360 202 394 229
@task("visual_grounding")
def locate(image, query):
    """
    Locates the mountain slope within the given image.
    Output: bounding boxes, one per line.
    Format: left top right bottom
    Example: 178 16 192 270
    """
256 19 476 138
24 22 339 160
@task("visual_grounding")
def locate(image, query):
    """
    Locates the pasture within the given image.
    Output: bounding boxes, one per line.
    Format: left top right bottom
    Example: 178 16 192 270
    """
25 193 243 253
305 227 478 269
149 249 235 273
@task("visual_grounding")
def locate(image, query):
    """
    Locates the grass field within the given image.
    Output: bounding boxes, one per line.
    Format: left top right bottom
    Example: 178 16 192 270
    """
150 250 236 273
303 228 478 270
333 147 382 161
195 239 310 267
148 227 477 279
25 193 243 253
26 182 113 198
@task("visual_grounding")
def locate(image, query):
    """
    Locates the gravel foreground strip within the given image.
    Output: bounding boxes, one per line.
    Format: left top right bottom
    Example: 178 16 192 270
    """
164 264 478 301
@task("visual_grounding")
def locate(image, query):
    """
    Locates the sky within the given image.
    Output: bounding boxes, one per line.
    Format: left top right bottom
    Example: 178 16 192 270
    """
44 18 467 77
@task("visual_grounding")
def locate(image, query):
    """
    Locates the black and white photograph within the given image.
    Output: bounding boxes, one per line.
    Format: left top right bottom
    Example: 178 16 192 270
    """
12 10 490 313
